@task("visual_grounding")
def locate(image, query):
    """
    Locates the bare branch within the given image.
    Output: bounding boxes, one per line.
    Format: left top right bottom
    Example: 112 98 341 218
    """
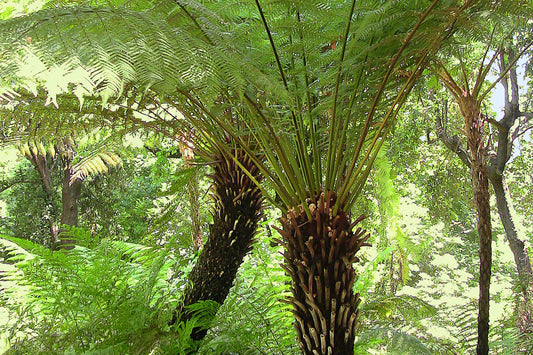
0 179 41 193
511 125 533 145
435 114 471 168
481 40 533 102
519 111 533 120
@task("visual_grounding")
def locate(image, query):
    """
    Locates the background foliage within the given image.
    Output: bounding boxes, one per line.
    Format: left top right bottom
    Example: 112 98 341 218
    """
0 0 532 354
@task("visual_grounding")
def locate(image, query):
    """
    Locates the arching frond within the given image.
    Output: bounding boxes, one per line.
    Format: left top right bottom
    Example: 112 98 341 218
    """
0 3 246 108
71 149 122 181
0 1 475 211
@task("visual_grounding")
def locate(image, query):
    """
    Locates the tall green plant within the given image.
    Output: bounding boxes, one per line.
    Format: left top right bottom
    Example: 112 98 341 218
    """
0 0 509 353
191 2 462 353
0 2 267 344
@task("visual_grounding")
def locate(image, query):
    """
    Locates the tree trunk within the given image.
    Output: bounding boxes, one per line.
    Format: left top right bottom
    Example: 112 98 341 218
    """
56 142 83 250
275 191 369 355
461 97 492 355
490 175 533 289
58 166 83 250
489 173 533 331
29 152 53 194
26 151 59 246
172 149 263 341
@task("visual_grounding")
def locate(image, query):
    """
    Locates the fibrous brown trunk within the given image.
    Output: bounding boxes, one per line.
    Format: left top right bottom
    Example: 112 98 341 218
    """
173 149 263 340
275 191 369 355
461 96 492 355
436 46 533 353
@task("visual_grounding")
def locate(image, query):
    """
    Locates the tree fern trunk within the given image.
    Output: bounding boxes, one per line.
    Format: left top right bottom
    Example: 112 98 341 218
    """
173 149 263 340
462 97 492 355
275 191 369 355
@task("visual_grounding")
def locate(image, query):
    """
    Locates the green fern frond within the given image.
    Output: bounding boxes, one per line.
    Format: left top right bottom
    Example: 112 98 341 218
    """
354 326 432 355
0 3 245 108
354 246 395 294
1 229 185 353
155 166 198 234
362 294 437 325
0 0 467 215
71 143 122 181
0 235 47 260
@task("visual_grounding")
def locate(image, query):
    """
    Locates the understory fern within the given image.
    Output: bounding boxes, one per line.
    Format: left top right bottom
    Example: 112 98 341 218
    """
0 232 186 354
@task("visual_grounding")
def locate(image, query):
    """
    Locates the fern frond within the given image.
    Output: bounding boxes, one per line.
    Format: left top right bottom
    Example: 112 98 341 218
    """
70 139 122 182
1 229 186 353
0 3 245 107
362 294 437 326
354 326 432 355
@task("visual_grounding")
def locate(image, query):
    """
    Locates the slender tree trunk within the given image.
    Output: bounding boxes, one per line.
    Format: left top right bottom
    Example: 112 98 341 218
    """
29 153 53 193
23 142 84 249
26 151 59 246
172 149 263 341
436 85 533 335
489 173 533 332
462 97 492 355
275 191 369 355
58 167 82 249
492 48 533 334
490 175 533 288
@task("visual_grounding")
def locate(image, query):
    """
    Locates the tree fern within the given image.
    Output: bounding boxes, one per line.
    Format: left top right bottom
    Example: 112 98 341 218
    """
0 1 515 353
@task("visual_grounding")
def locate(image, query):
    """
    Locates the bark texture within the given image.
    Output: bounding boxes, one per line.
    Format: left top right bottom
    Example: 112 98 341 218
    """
56 144 83 250
174 149 263 340
460 96 492 355
59 169 82 249
275 191 369 355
